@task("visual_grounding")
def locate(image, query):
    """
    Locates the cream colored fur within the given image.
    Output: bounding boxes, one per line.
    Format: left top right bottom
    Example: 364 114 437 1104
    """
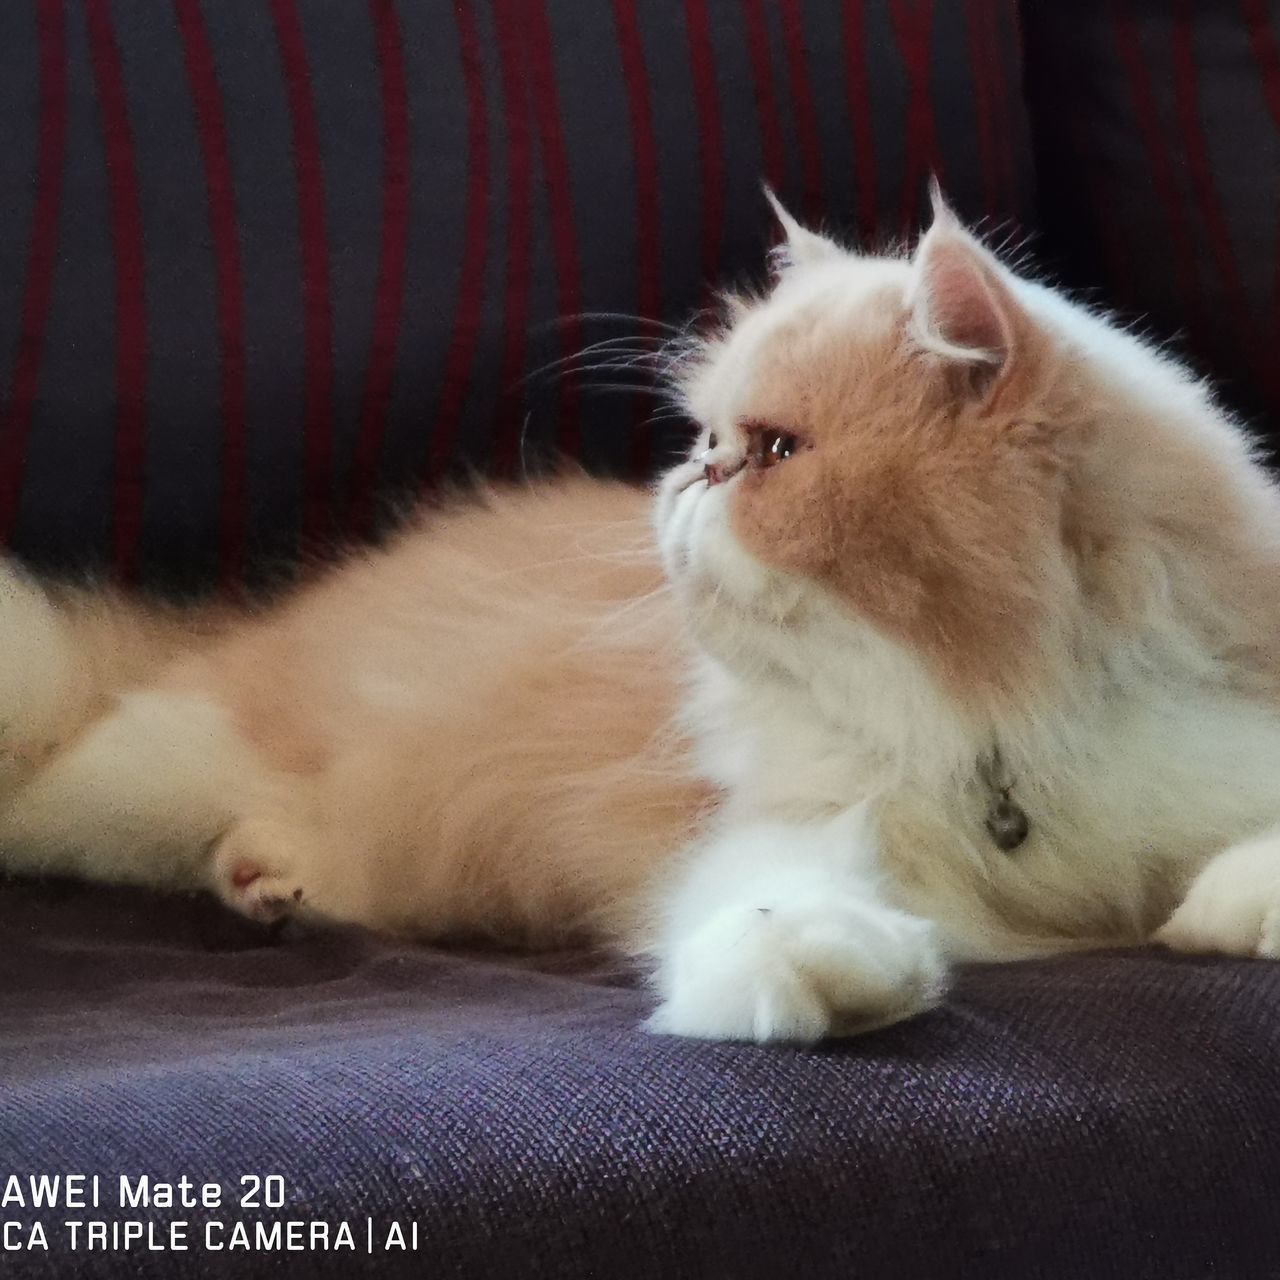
4 197 1280 1043
0 487 705 946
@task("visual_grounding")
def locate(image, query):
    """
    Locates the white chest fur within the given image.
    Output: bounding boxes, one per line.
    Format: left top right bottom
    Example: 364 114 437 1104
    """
688 620 1280 962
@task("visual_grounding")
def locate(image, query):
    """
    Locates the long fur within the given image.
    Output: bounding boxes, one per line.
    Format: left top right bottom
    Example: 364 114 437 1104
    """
0 484 706 944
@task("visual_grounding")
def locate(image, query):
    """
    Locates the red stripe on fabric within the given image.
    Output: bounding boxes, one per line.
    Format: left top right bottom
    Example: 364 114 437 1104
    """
425 0 490 479
0 0 66 547
270 0 334 547
778 0 824 226
175 0 249 585
1110 4 1205 335
841 0 878 239
1172 1 1263 389
85 0 147 582
1242 0 1280 384
489 0 535 479
350 0 410 535
613 0 661 475
888 0 941 232
683 0 724 285
964 0 997 217
522 0 584 464
1245 0 1280 122
743 0 786 191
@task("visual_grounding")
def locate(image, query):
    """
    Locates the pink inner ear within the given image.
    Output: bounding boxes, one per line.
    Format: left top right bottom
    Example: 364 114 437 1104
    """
919 238 1012 361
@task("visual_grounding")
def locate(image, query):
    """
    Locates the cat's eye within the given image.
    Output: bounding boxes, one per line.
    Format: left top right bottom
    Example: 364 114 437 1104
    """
750 426 800 469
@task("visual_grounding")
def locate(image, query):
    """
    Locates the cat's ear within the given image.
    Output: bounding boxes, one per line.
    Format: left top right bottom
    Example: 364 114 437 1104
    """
908 185 1038 409
764 186 839 277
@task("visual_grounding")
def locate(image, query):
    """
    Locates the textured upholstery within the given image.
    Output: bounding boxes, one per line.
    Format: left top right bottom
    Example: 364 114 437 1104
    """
4 879 1280 1280
0 0 1030 588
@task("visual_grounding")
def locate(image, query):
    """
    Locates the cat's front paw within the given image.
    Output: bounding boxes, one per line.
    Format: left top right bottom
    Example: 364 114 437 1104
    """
648 897 947 1044
1156 835 1280 958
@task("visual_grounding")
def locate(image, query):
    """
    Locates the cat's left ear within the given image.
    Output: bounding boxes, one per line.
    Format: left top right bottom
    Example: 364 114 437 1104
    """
908 185 1040 411
764 187 840 278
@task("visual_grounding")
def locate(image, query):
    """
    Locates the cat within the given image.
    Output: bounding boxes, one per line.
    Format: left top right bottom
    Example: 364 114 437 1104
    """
3 187 1279 1043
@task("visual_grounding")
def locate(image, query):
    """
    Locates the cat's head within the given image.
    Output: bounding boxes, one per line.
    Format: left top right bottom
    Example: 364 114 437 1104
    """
654 189 1242 709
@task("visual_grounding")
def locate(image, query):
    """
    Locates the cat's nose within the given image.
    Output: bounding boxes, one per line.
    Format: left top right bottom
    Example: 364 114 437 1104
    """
703 456 744 487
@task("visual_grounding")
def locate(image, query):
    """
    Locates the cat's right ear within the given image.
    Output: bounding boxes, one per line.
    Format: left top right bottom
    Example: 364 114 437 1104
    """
907 187 1041 412
763 186 839 278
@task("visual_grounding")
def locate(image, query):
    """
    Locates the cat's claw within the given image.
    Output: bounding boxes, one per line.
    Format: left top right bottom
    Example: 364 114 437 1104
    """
648 897 947 1044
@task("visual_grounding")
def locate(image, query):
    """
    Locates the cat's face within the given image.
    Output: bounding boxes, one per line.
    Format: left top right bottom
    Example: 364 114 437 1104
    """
655 195 1078 702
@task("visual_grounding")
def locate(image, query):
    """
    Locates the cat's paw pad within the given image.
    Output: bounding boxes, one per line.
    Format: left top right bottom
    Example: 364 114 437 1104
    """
648 898 947 1044
210 823 308 925
1155 838 1280 959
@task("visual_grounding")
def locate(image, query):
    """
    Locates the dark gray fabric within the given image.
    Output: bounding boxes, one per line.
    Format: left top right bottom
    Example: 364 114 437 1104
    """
1023 0 1280 451
2 878 1278 1278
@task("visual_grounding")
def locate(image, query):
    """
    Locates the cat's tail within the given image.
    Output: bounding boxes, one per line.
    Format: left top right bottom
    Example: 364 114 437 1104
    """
0 561 95 772
0 562 245 889
0 560 209 764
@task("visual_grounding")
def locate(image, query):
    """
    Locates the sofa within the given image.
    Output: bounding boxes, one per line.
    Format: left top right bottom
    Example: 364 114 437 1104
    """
3 2 1280 1276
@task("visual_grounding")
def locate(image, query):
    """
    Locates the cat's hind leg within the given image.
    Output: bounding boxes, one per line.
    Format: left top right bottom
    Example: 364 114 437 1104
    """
208 808 382 930
0 687 255 889
0 563 87 787
209 818 314 923
0 570 349 919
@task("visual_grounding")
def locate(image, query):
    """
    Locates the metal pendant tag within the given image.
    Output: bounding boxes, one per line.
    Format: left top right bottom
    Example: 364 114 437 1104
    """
985 795 1029 852
978 745 1030 853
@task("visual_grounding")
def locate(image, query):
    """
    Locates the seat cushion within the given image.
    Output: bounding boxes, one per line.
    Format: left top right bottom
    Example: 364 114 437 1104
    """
2 877 1278 1278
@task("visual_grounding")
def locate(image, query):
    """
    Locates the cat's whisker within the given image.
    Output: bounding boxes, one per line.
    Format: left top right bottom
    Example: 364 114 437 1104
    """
643 407 692 427
524 326 703 390
571 584 676 651
437 542 659 593
573 382 666 399
529 311 684 335
522 337 662 383
554 360 663 384
524 356 668 391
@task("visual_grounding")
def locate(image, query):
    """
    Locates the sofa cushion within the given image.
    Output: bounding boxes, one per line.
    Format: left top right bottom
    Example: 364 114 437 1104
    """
2 877 1279 1279
0 1 1032 588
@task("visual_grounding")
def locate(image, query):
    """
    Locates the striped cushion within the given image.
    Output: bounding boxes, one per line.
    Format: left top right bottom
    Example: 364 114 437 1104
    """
0 1 1032 588
1023 0 1280 448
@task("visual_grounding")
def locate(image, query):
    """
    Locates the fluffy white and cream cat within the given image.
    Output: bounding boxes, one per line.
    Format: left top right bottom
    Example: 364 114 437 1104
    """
3 191 1279 1042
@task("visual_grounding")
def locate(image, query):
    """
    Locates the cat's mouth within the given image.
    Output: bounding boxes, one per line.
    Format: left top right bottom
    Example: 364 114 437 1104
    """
673 457 746 494
654 460 718 583
674 467 707 494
